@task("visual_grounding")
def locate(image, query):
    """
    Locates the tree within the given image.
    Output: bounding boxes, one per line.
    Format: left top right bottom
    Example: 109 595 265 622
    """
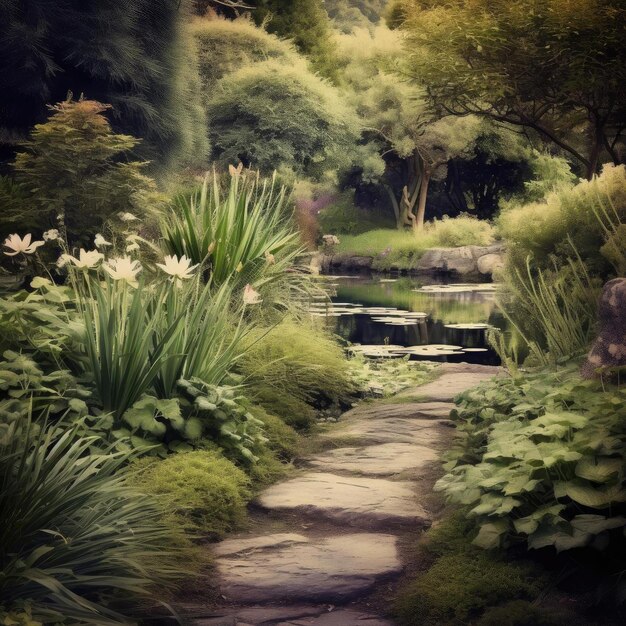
248 0 339 80
399 0 626 179
336 25 486 229
191 15 298 91
0 0 208 170
2 98 161 248
205 59 359 180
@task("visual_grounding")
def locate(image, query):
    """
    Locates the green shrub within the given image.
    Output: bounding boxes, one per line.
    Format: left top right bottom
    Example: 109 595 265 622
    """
3 98 163 249
0 423 185 624
318 193 393 235
436 364 626 556
130 451 250 539
161 170 303 293
239 318 355 429
499 164 626 280
252 406 302 461
395 530 544 626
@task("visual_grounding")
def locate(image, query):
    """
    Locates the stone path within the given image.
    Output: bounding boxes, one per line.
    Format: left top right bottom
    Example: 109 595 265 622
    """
180 363 500 626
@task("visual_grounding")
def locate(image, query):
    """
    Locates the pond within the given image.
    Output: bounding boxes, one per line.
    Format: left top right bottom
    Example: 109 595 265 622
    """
312 274 508 365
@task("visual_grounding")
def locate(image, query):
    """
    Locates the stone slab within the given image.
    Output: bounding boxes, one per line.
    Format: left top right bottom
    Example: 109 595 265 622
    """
256 472 429 528
339 401 455 422
400 371 498 402
326 417 452 447
215 533 402 603
191 606 393 626
307 442 439 476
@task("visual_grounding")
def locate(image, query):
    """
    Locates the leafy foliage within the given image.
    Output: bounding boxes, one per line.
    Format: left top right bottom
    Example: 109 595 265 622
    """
436 365 626 558
2 99 162 248
0 422 185 624
249 0 340 80
205 59 360 180
400 0 626 179
394 512 546 626
162 171 303 293
0 0 208 168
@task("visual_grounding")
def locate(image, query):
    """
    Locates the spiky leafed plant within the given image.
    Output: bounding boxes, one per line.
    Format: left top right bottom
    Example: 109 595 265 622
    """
0 421 184 624
161 171 304 296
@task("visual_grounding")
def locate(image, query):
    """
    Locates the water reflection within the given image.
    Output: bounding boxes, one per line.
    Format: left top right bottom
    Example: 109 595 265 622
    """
319 275 506 365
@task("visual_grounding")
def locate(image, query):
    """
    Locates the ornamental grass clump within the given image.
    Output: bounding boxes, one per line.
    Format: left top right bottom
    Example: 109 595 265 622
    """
0 421 185 624
161 169 304 294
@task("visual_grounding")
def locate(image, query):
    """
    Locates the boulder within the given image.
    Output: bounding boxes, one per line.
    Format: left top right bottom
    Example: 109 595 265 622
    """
581 278 626 378
416 243 505 277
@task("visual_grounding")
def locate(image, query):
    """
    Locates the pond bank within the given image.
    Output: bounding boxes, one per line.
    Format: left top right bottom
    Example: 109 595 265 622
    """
175 363 501 625
313 243 505 279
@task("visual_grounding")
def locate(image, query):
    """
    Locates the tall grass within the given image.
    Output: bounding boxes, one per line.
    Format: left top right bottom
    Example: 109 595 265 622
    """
0 421 183 624
495 250 600 366
161 171 303 290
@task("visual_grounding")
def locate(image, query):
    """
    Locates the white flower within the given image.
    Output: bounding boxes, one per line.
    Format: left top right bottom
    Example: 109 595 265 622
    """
264 250 276 265
118 212 138 222
156 254 199 283
63 249 104 269
3 233 45 256
102 256 142 287
243 284 262 305
322 234 340 246
94 233 112 248
43 229 60 242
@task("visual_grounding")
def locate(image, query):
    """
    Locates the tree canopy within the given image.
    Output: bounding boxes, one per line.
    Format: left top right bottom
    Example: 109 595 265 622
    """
0 0 208 170
398 0 626 179
206 59 360 180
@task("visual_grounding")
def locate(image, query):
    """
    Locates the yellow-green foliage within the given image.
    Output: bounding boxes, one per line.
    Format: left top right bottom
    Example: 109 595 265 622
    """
336 217 495 270
130 451 250 539
498 164 626 277
394 513 545 626
239 318 355 429
191 16 297 90
252 406 302 461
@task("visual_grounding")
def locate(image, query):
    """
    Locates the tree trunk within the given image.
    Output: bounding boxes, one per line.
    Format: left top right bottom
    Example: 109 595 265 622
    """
384 184 402 229
414 168 431 231
586 123 605 180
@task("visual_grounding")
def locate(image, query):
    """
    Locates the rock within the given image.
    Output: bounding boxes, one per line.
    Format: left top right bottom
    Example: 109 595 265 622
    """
323 416 453 447
256 472 430 528
215 533 402 603
399 366 500 402
416 243 505 277
307 442 440 476
582 278 626 379
190 606 393 626
320 253 373 273
477 252 505 276
213 533 307 557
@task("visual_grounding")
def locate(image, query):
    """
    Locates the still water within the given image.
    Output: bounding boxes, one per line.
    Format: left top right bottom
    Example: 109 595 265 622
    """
314 274 507 365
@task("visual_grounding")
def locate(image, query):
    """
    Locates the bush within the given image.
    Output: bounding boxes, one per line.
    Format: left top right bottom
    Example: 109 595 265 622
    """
436 364 626 558
394 513 545 626
0 423 185 624
239 318 355 429
205 59 359 180
318 192 394 235
499 164 626 279
3 98 163 249
130 450 251 539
